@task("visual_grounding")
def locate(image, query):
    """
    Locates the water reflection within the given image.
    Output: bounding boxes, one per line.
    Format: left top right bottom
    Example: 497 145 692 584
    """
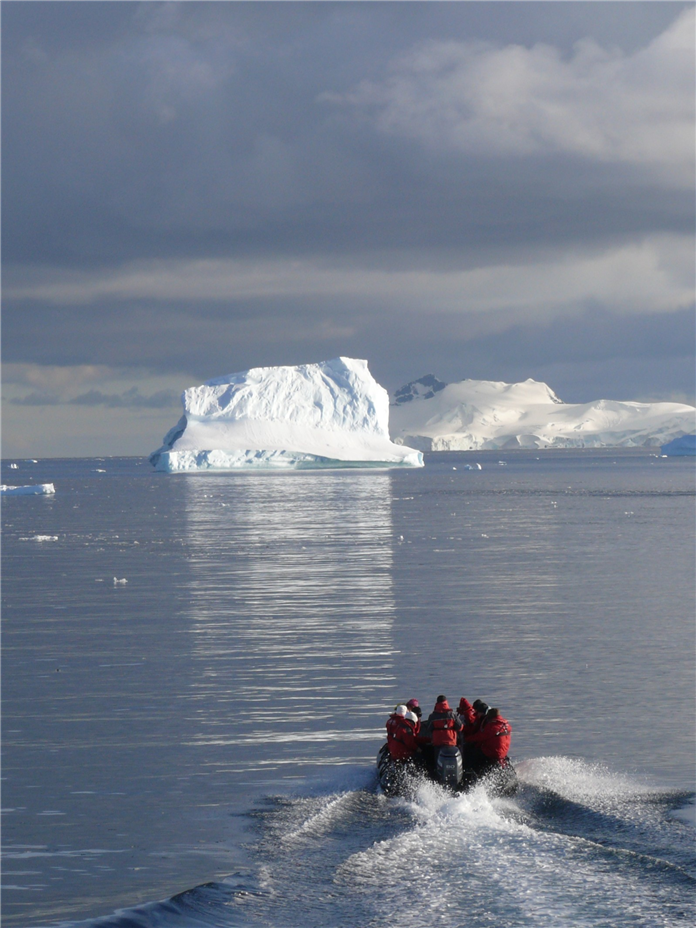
182 473 396 773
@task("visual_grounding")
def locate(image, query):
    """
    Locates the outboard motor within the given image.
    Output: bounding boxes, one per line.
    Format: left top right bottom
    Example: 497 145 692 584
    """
436 745 463 790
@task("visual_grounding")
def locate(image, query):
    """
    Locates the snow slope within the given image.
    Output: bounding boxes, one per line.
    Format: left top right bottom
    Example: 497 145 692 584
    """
150 358 423 471
390 376 696 451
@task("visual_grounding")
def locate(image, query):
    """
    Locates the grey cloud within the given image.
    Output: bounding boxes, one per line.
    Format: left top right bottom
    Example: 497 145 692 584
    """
10 386 180 409
2 0 693 439
9 392 61 406
69 387 180 408
3 3 692 269
4 290 693 402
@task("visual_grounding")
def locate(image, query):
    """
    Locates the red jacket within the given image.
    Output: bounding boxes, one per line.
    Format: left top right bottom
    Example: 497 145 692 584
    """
428 700 463 747
386 714 420 760
457 698 478 729
457 698 487 746
463 714 511 761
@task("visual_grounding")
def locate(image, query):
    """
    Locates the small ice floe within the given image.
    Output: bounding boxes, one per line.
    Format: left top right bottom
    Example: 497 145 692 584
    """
9 463 18 469
452 466 457 470
1 484 55 496
94 469 107 473
481 533 489 538
113 577 128 585
20 535 58 542
28 459 38 464
498 461 507 465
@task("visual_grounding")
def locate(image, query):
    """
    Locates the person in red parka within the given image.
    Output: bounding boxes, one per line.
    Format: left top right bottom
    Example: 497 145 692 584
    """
386 706 421 761
457 698 489 750
427 695 463 755
462 707 511 773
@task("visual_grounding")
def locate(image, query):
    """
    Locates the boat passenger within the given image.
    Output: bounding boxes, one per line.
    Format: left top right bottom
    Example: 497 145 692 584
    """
427 695 463 756
461 707 512 773
406 698 422 721
457 697 489 732
386 704 407 739
386 707 421 761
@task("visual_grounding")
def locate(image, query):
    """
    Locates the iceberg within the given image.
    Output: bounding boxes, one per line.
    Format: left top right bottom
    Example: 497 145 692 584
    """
1 483 55 496
390 377 696 451
660 434 696 456
150 357 423 471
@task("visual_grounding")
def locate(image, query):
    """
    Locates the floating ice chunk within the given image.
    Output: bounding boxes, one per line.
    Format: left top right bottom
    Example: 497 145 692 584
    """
9 463 18 469
20 535 58 542
113 577 128 585
1 483 55 496
150 357 423 472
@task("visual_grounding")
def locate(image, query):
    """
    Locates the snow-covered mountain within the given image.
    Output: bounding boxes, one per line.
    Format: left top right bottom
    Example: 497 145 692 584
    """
150 357 423 471
389 376 696 451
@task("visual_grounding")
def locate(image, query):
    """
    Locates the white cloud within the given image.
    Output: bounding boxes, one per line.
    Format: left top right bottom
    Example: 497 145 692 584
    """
6 234 693 323
326 7 695 187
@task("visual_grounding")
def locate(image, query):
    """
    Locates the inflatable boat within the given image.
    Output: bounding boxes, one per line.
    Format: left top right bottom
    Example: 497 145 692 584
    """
376 742 519 798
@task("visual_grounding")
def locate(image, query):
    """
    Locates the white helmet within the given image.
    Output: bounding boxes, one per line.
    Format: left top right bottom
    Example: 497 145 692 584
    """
405 711 418 723
395 704 408 716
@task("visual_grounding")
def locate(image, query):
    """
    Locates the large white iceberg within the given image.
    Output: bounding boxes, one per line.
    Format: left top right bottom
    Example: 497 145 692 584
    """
390 376 696 451
150 357 423 471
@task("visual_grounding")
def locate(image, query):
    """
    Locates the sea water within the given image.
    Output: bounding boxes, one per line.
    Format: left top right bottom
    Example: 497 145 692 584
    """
2 450 694 927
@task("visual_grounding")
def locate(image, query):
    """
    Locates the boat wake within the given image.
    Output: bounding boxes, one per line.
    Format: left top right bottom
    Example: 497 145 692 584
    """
70 758 695 928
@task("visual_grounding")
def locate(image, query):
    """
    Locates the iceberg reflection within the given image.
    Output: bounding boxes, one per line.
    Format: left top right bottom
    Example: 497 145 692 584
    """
182 473 396 773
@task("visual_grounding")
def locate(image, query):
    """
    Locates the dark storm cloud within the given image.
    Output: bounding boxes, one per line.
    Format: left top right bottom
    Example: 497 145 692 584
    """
3 1 692 267
2 0 694 425
4 286 693 406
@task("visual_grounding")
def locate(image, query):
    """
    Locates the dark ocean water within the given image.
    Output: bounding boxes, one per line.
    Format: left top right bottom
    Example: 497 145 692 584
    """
2 450 694 927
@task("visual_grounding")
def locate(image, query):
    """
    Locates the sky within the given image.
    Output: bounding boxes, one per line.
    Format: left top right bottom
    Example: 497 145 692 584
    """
2 0 695 457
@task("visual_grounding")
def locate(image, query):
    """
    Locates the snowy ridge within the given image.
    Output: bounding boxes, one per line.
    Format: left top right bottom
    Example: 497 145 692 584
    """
150 358 423 471
389 377 696 451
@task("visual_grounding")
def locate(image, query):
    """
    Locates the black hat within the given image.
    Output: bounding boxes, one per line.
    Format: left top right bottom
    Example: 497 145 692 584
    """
472 699 489 714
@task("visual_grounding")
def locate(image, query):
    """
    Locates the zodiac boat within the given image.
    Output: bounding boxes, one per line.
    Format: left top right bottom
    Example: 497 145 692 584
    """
376 742 519 798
